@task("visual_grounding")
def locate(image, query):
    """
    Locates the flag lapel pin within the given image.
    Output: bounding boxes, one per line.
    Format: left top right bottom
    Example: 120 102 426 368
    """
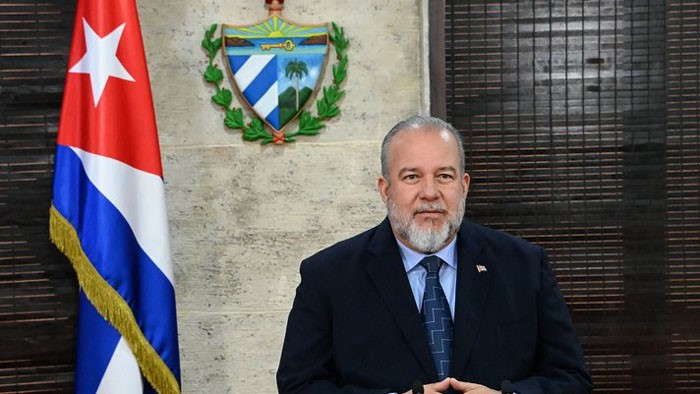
476 264 487 273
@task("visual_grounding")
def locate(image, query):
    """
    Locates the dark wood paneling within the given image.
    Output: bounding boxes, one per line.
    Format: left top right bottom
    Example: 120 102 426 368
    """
0 1 77 392
435 0 700 392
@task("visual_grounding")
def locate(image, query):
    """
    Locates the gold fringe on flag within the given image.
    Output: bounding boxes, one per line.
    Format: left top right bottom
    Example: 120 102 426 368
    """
49 205 180 394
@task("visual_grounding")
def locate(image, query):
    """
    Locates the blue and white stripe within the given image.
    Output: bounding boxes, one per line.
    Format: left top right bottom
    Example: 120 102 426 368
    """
228 54 281 129
53 145 180 393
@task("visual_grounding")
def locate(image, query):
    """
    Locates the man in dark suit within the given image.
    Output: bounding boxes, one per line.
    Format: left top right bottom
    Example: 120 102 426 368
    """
277 116 593 394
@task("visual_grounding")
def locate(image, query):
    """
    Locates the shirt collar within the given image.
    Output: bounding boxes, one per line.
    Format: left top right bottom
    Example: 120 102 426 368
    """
395 235 458 273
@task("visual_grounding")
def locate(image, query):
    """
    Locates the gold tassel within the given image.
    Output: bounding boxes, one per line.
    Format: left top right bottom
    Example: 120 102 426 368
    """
49 205 180 394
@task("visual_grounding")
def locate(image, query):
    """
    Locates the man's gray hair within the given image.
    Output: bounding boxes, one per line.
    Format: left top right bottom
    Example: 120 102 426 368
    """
380 115 465 179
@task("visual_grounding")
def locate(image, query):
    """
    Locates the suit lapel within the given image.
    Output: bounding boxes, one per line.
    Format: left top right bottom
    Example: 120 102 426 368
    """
450 221 492 378
365 219 437 379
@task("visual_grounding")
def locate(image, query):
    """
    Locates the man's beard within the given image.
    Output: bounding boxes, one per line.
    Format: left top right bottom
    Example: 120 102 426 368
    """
387 197 465 254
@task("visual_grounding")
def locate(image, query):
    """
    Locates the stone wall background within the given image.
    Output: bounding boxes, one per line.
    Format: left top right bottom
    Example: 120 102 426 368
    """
137 1 426 391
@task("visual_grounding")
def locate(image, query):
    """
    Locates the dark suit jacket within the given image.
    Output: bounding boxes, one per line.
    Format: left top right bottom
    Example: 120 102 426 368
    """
277 219 593 394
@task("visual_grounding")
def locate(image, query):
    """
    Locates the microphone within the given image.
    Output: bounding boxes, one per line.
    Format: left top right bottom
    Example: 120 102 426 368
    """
411 380 424 394
500 380 515 394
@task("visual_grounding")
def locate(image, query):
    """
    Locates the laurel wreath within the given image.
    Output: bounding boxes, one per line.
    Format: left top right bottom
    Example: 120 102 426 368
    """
201 22 349 144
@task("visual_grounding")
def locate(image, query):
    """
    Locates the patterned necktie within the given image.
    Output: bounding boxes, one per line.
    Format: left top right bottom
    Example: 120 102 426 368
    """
420 256 453 381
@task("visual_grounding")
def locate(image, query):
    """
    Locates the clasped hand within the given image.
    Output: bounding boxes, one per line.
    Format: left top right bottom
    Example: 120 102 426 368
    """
403 377 500 394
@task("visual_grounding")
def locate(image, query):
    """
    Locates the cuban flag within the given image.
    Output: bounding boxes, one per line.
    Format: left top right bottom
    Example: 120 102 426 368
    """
49 0 181 393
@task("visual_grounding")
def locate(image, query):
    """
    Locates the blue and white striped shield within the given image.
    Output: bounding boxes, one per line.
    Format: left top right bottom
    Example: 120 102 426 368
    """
223 16 329 133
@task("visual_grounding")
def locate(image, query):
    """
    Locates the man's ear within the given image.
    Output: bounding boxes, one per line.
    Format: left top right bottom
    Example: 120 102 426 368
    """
462 172 471 197
377 176 389 205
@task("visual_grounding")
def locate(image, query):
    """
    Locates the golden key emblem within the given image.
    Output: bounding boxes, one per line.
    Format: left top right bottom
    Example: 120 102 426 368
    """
260 39 296 51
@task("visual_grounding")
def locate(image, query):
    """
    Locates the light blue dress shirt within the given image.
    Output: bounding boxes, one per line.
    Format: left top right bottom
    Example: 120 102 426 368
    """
395 236 458 319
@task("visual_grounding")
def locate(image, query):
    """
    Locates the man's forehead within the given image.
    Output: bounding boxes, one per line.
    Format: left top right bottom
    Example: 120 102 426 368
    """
389 128 458 155
387 130 462 174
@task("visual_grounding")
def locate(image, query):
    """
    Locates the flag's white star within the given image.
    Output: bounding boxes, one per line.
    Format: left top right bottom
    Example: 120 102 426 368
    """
69 18 135 107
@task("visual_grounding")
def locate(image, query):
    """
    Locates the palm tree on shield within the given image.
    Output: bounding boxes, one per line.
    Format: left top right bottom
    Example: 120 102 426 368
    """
285 59 309 111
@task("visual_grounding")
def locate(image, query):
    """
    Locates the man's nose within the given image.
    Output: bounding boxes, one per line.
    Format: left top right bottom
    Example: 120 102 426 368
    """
419 179 440 200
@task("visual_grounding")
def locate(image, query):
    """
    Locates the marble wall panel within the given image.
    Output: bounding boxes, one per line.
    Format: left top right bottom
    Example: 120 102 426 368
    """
179 312 287 392
164 143 387 313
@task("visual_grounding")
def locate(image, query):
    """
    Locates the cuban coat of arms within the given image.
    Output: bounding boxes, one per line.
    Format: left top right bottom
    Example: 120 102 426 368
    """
201 0 349 144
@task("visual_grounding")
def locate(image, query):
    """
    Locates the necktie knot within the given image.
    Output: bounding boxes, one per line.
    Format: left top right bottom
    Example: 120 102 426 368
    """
420 256 442 275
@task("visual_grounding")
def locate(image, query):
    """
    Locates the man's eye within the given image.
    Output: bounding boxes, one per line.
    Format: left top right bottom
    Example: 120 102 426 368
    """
403 174 418 181
438 174 454 181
